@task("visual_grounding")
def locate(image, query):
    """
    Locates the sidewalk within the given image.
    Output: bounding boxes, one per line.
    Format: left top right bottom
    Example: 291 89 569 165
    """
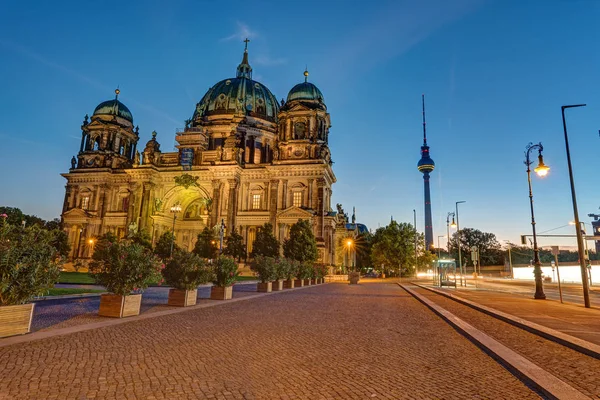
420 283 600 346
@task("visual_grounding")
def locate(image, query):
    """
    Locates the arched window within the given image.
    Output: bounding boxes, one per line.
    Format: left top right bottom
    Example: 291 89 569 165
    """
93 137 100 151
294 122 306 139
183 198 209 220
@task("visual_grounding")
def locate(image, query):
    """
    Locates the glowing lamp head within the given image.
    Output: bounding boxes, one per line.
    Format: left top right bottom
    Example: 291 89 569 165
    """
88 239 94 245
450 217 457 229
534 154 549 177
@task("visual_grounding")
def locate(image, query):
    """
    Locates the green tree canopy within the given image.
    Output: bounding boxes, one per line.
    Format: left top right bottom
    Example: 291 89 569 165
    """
193 227 217 259
223 227 246 261
154 231 178 261
283 219 318 262
448 228 503 267
370 220 421 277
251 223 280 258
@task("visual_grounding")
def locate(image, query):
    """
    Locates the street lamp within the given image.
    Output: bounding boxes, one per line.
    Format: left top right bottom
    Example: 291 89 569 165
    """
562 103 590 307
413 209 417 274
455 201 466 286
570 220 591 285
345 238 354 272
504 240 513 278
437 235 446 259
169 204 182 257
524 142 549 300
88 238 95 258
219 218 226 254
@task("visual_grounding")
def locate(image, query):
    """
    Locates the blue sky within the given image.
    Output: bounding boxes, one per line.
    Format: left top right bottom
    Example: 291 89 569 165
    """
1 0 599 248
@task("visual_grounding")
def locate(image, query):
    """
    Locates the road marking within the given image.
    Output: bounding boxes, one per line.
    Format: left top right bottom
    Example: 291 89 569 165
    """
401 284 591 400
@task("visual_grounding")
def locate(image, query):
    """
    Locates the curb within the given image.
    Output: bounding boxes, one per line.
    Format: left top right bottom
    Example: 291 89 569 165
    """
414 283 600 360
33 293 106 301
400 284 590 400
0 281 329 348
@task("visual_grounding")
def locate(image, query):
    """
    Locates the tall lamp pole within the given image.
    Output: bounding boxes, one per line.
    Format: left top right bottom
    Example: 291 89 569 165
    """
169 204 182 257
455 201 466 286
525 142 550 299
561 104 590 307
437 235 445 259
413 209 417 274
219 218 226 254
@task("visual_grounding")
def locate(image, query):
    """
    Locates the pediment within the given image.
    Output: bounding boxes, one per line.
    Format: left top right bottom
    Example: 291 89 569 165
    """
277 206 314 219
62 208 92 219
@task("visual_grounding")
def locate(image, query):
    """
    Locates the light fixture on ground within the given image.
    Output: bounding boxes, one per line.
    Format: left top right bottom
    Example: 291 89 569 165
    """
169 204 182 257
524 142 549 300
561 103 590 307
455 201 466 286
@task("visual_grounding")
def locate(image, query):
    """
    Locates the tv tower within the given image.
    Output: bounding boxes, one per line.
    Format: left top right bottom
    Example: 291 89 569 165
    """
417 94 435 251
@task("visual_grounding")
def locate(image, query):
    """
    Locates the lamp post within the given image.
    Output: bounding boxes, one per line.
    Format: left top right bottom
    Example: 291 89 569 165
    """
561 104 590 307
504 240 513 278
219 218 226 254
437 235 446 259
88 238 95 258
413 209 417 274
570 221 592 287
455 201 466 286
345 238 354 273
524 142 549 300
169 204 182 257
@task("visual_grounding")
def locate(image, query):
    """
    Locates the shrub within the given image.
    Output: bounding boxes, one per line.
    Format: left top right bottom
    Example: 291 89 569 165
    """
285 259 300 280
88 238 161 296
251 256 277 283
162 250 212 290
0 220 61 306
314 263 329 279
212 256 239 287
273 257 291 281
296 261 313 280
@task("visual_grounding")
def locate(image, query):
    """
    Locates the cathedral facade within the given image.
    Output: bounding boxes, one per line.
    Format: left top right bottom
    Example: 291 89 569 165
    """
61 45 340 264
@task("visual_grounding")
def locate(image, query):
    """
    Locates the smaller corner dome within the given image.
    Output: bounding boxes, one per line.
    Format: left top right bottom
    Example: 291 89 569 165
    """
287 81 324 103
93 95 133 123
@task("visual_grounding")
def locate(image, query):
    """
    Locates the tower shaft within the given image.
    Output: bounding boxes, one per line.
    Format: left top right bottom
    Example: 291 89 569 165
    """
423 172 433 251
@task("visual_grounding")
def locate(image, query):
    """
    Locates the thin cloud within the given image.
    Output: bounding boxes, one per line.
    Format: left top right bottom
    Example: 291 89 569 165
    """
253 55 287 67
220 22 256 42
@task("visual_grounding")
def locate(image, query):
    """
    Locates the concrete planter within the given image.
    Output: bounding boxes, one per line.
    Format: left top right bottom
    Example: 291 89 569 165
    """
283 279 295 289
349 272 360 285
99 294 141 318
0 303 35 338
272 280 284 291
211 285 233 300
294 279 304 287
167 289 197 307
257 282 272 293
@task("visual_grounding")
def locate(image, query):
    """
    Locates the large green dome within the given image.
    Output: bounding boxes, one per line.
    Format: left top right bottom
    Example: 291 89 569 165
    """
192 47 279 123
193 76 279 122
93 98 133 123
287 81 324 103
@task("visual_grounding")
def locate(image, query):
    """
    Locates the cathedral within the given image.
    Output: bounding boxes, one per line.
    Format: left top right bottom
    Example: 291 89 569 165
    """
60 43 342 265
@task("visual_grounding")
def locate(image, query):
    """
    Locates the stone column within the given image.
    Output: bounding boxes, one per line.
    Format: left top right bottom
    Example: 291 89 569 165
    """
210 180 222 228
308 178 315 209
227 179 239 233
269 179 279 228
281 180 288 209
316 178 326 240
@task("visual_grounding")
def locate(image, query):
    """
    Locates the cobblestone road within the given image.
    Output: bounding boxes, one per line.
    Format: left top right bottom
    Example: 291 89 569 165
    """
0 282 540 399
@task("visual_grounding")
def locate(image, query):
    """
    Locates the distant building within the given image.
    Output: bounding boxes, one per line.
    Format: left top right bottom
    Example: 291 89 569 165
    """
60 43 342 264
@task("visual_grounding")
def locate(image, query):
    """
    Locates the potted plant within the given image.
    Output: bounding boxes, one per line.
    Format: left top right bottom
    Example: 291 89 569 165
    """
0 220 61 338
283 258 298 289
309 263 319 285
293 260 306 287
162 250 211 307
252 256 277 292
89 236 161 318
272 258 289 291
211 255 238 300
315 263 328 284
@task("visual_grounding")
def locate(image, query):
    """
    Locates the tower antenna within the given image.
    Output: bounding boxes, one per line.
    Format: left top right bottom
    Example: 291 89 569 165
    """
422 94 427 145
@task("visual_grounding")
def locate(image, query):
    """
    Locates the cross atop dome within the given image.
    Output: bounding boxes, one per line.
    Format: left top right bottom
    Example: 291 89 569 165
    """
237 38 252 79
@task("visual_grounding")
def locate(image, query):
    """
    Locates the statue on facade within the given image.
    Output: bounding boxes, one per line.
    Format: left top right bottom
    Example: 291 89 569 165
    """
128 221 138 236
216 146 223 161
272 146 279 161
134 151 141 166
336 203 344 216
70 156 77 169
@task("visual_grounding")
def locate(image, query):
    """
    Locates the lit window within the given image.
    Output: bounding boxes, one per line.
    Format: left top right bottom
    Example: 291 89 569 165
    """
81 197 89 210
252 194 261 210
293 192 302 207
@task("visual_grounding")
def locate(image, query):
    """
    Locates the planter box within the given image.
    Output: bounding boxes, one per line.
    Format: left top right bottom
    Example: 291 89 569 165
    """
168 289 197 307
257 282 272 293
294 279 304 287
306 279 313 286
211 285 233 300
98 294 141 318
283 279 295 289
272 280 284 291
0 303 35 338
349 273 360 285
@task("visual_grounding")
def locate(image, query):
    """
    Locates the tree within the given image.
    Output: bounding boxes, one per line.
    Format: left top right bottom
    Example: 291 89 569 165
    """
193 227 217 259
448 228 503 268
251 223 280 258
0 206 45 228
370 220 420 277
129 229 153 249
354 231 373 271
223 227 246 261
154 231 178 261
283 219 318 262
